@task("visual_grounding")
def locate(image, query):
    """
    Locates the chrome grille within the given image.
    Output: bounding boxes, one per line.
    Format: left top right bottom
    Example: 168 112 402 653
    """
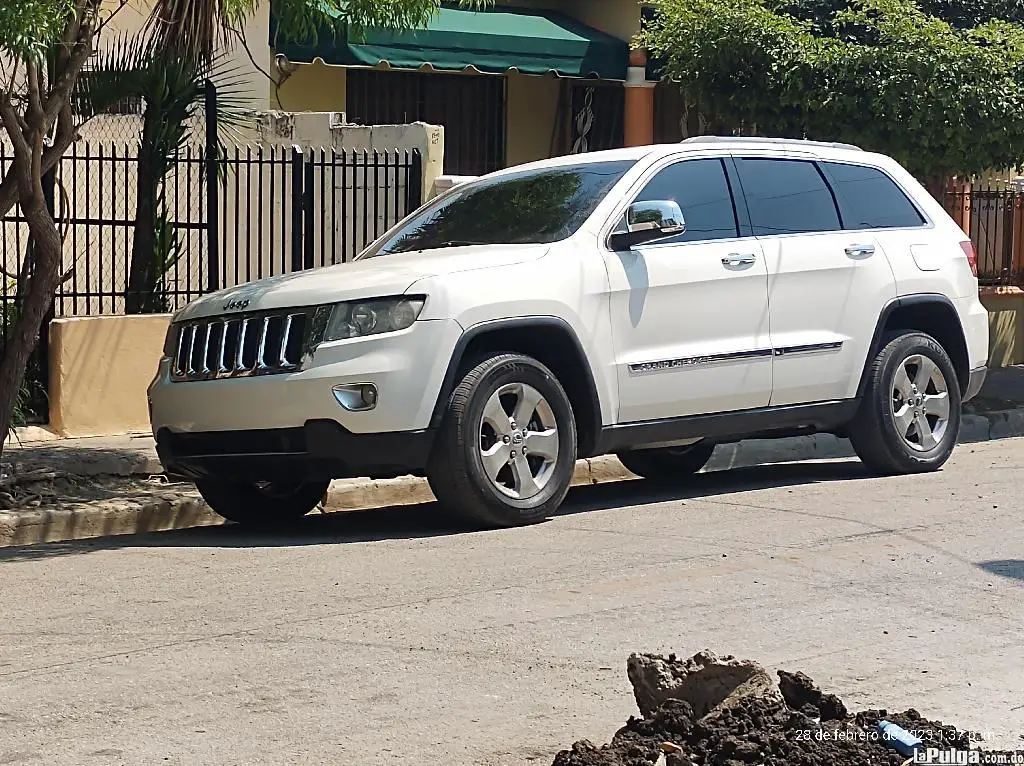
171 310 310 382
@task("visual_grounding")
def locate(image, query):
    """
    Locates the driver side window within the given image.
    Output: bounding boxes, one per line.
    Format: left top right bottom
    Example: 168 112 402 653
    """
628 158 740 244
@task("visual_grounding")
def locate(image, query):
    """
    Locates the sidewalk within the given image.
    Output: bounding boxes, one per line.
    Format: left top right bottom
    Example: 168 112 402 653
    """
4 433 162 476
1 365 1021 547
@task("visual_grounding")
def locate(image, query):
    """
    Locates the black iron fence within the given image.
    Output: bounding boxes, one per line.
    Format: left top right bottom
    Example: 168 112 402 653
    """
0 130 422 421
0 142 422 317
943 184 1024 287
212 145 422 304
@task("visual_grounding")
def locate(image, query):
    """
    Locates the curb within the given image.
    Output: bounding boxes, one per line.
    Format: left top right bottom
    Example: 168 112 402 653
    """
0 497 221 549
1 409 1022 549
323 410 1024 512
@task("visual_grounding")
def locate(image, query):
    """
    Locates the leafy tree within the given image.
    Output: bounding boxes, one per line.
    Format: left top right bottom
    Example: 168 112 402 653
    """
0 2 112 445
642 0 1024 178
770 0 1024 30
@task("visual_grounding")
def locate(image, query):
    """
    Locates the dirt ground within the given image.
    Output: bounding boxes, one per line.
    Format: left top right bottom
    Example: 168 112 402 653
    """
552 652 1013 766
0 470 195 512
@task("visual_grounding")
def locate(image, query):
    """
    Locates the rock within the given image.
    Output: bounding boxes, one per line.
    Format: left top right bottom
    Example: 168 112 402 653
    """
626 651 784 720
777 670 848 721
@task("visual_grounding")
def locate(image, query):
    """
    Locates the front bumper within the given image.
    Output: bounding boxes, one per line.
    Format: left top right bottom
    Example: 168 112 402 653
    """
149 318 462 435
156 420 434 481
963 365 987 403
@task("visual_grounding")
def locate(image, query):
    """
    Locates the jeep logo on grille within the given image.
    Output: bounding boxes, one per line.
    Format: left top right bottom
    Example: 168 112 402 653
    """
223 299 250 311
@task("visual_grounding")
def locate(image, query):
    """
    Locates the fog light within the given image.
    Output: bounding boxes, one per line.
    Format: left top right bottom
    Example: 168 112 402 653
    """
360 384 377 408
332 383 378 411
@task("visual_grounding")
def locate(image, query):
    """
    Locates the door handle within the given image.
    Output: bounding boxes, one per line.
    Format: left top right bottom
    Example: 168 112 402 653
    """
845 243 875 258
722 253 757 266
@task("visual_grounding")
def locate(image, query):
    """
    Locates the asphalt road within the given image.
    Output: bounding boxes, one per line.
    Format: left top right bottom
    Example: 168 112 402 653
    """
1 439 1023 765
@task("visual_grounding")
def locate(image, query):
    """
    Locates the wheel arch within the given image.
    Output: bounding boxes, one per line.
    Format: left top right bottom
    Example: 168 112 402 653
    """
429 317 604 457
858 294 970 398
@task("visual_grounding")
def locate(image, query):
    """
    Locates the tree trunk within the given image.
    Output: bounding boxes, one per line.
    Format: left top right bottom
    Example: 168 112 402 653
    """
124 144 160 315
0 199 63 453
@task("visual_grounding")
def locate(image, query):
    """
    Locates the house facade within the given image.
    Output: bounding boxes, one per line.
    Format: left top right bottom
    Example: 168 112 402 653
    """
270 1 665 175
105 1 682 175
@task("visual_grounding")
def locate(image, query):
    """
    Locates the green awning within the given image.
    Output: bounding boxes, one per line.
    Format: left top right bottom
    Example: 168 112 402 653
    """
274 5 630 81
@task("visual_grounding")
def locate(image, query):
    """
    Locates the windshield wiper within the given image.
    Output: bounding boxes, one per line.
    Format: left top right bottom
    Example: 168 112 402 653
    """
431 240 484 249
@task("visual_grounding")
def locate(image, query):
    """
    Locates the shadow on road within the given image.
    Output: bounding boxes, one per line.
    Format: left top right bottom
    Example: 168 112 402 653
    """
976 560 1024 583
0 460 874 562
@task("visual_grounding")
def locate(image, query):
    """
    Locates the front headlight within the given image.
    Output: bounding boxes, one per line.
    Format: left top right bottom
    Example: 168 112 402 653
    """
322 295 426 342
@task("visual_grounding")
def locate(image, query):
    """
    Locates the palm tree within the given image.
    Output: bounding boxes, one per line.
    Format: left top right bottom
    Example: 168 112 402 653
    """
83 0 493 314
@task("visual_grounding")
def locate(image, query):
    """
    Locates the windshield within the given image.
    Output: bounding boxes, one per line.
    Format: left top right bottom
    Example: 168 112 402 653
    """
359 159 637 257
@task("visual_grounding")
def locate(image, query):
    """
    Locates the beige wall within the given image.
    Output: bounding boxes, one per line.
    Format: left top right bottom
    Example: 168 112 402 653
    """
49 315 170 437
273 60 348 112
981 288 1024 367
500 0 641 40
563 0 642 40
506 74 562 167
102 0 272 110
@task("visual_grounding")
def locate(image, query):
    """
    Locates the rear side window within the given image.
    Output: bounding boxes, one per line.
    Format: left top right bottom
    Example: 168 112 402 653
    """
820 162 926 230
734 158 841 236
632 158 739 243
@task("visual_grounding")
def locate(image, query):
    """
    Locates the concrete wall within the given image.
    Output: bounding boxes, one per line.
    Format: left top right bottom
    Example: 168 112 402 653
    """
981 288 1024 367
561 0 643 40
273 60 348 112
500 0 642 40
48 315 171 437
506 74 562 167
256 114 444 205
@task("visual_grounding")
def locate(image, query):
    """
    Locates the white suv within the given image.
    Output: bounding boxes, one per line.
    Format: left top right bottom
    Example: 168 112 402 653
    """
149 137 989 528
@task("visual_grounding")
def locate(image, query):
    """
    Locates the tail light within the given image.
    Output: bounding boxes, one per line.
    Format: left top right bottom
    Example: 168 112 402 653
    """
960 240 978 277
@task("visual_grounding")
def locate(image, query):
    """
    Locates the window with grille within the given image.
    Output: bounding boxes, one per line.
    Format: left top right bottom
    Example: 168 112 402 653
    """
347 69 507 176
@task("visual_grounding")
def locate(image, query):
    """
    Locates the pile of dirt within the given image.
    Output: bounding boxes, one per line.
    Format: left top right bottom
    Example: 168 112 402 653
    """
551 651 1004 766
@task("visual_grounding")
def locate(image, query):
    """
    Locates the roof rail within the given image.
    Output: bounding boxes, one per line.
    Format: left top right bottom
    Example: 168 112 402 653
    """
681 136 863 152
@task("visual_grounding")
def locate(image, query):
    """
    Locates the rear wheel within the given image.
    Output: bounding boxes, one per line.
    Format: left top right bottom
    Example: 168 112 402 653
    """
616 442 716 481
848 331 961 475
196 478 329 525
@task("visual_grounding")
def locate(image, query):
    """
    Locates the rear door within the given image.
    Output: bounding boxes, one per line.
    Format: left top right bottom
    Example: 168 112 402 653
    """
731 156 898 406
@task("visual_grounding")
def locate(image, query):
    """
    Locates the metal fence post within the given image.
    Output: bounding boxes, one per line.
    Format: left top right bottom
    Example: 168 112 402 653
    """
291 146 304 272
407 149 423 213
204 80 220 294
303 150 315 269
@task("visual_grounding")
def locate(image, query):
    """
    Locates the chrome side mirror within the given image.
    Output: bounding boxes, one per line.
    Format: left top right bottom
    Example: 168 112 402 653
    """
609 200 686 250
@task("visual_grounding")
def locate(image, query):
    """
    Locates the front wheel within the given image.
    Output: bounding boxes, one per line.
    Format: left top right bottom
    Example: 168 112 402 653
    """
616 442 716 481
427 353 578 528
848 331 961 475
196 478 329 525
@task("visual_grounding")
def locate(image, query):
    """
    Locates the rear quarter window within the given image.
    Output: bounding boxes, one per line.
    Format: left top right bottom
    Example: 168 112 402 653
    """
820 162 926 230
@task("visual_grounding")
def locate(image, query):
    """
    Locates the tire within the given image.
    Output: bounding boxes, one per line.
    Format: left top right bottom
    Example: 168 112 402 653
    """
196 478 329 525
427 353 578 528
848 331 962 475
616 442 715 481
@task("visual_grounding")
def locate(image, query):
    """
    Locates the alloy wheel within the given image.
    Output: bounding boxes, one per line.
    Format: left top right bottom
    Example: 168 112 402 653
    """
478 382 560 500
890 353 951 452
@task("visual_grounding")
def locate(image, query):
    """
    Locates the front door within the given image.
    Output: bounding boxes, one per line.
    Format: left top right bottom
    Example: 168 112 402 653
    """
603 157 773 423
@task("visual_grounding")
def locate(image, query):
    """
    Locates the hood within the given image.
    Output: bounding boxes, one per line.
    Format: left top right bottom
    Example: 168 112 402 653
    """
174 244 549 321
